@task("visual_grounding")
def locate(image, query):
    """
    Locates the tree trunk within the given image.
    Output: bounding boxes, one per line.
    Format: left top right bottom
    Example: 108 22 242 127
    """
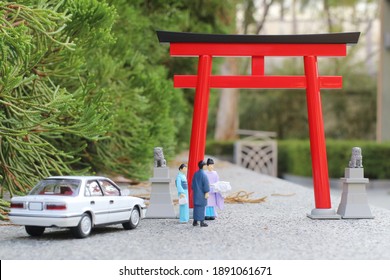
213 0 276 141
214 57 239 141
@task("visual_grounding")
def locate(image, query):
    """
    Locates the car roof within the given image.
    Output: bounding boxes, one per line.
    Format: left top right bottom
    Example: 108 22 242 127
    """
46 176 111 181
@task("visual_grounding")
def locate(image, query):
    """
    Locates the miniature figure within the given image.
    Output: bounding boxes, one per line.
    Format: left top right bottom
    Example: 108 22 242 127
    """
191 160 210 227
349 147 363 168
154 147 166 168
175 163 189 223
205 158 224 220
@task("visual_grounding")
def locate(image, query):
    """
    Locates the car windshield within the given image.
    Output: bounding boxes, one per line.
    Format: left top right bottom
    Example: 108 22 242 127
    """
29 179 81 196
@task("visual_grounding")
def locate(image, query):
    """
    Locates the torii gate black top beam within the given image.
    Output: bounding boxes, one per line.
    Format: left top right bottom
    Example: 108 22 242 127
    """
157 30 360 44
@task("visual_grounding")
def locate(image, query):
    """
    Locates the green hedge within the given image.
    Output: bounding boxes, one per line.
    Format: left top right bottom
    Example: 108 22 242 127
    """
206 140 235 157
206 139 390 179
279 140 390 179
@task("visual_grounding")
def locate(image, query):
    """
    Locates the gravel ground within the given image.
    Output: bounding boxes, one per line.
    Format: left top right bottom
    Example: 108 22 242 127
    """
1 155 390 260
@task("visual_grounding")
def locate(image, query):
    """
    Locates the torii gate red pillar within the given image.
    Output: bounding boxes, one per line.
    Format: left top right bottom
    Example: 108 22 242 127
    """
187 55 212 203
157 31 360 219
304 56 331 210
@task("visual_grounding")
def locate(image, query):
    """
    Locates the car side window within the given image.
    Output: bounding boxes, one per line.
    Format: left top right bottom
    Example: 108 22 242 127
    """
98 180 120 196
86 181 103 197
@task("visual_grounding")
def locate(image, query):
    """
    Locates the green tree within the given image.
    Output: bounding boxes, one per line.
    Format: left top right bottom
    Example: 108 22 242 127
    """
85 0 234 179
81 0 187 180
238 0 377 140
0 0 242 219
0 0 114 219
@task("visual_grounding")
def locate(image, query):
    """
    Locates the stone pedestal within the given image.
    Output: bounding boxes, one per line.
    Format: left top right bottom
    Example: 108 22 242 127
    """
337 168 374 219
145 167 176 218
307 208 341 220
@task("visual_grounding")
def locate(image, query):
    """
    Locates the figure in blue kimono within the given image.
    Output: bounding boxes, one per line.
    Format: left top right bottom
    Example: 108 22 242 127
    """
205 158 224 220
191 160 210 227
175 163 189 223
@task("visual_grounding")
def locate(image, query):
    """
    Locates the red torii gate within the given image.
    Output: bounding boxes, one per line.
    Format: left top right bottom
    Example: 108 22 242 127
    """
157 30 360 219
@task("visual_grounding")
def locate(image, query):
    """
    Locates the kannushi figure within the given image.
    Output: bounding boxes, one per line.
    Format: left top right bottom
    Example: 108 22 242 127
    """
191 160 210 227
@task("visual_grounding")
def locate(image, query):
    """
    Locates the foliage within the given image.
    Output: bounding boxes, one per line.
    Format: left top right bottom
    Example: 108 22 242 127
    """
81 0 186 179
0 0 113 217
239 57 377 140
0 198 9 220
237 0 378 140
206 140 235 157
0 0 235 220
278 140 390 179
84 0 235 179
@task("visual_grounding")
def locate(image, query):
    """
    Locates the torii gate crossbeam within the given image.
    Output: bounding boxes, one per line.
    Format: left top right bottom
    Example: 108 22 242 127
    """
157 30 360 219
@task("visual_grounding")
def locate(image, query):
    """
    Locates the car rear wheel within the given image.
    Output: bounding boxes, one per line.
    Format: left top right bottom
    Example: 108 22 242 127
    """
71 213 92 238
122 207 140 230
25 226 45 237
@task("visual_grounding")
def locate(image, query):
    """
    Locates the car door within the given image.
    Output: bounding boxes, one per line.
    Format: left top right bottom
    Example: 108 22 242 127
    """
85 180 109 225
97 179 131 223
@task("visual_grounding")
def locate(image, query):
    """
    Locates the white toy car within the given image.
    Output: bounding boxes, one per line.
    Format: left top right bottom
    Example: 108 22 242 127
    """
9 176 146 238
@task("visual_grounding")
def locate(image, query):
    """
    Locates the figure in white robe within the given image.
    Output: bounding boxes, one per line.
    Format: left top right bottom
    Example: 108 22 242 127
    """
205 158 224 220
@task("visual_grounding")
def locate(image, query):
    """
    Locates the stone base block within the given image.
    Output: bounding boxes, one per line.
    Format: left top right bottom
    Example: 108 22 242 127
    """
344 168 364 178
337 173 374 219
145 167 176 219
153 167 169 179
145 204 177 218
337 186 374 219
307 208 341 220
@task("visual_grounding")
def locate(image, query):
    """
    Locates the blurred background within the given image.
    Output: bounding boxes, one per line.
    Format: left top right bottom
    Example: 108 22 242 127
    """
1 0 390 217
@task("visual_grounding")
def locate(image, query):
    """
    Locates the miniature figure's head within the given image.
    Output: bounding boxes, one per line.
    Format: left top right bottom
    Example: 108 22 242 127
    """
198 160 206 170
206 158 214 171
179 163 187 173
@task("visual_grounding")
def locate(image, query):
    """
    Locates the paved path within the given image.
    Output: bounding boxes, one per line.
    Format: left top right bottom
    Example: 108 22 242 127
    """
1 155 390 260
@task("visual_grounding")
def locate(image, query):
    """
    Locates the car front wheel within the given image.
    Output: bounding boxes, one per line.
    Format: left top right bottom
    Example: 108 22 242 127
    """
71 213 92 238
25 226 45 237
122 208 140 230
